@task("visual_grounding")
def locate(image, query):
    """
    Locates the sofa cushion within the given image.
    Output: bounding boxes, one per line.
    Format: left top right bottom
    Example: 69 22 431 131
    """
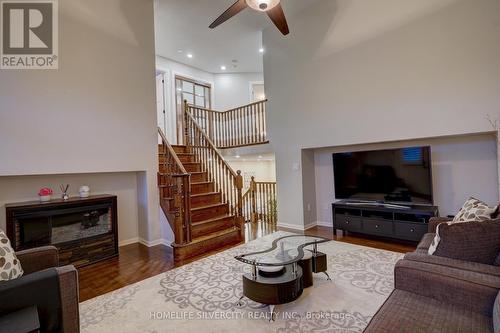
431 220 500 265
364 289 493 333
453 197 498 223
0 229 23 281
404 253 500 277
428 199 498 255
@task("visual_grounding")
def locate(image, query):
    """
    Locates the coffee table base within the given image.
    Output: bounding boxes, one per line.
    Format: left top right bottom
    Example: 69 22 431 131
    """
242 265 303 305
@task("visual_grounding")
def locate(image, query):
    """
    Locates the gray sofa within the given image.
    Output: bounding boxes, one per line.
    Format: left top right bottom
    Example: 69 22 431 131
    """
364 217 500 333
0 246 80 332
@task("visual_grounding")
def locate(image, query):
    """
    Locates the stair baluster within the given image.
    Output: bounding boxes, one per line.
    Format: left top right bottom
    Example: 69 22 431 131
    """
184 101 245 235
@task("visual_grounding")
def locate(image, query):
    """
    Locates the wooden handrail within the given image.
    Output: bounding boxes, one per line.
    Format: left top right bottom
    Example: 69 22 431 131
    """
158 127 188 174
242 176 277 224
224 99 268 113
184 101 244 230
158 127 191 244
186 99 268 149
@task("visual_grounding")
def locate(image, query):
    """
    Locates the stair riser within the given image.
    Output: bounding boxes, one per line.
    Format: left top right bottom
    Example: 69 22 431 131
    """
191 183 214 194
190 173 207 183
191 217 235 238
183 164 201 173
158 155 195 164
173 229 242 261
158 173 207 185
190 193 222 208
160 145 187 154
178 155 196 163
192 205 229 222
172 146 187 154
165 193 222 209
158 163 201 173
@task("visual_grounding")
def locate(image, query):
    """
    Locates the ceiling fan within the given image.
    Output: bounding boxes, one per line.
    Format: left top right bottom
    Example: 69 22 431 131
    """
209 0 290 36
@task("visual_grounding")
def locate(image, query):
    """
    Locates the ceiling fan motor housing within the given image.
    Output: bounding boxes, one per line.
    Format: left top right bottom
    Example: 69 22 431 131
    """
246 0 281 12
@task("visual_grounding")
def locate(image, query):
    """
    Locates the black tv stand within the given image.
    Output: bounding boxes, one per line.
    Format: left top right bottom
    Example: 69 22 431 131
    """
343 201 412 210
332 201 439 242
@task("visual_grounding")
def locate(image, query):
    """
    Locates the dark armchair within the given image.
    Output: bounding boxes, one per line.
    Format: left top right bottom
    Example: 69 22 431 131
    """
0 246 79 333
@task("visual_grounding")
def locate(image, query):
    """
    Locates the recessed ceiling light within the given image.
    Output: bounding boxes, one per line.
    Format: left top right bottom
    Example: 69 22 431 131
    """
221 65 226 70
187 53 193 58
177 49 183 53
258 155 263 159
259 47 265 53
235 155 240 159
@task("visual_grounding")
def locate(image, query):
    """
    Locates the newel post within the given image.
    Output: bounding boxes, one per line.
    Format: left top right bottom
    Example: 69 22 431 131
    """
250 176 257 223
172 175 185 245
235 170 244 232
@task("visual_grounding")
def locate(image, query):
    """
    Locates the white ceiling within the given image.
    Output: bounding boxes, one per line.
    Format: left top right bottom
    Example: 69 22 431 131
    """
154 0 319 74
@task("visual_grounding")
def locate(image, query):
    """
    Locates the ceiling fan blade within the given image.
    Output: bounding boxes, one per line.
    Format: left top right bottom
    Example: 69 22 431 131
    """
209 0 248 29
266 3 289 35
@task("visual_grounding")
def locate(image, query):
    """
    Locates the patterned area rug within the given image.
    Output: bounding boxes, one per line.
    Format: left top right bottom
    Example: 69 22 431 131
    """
80 231 403 333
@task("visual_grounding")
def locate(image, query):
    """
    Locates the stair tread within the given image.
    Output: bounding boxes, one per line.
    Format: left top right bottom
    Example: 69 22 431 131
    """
161 191 220 198
192 214 235 226
190 226 239 243
191 202 227 211
191 181 213 185
190 191 220 198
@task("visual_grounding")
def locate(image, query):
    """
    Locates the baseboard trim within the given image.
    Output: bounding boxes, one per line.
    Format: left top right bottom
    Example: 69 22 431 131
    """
315 221 333 228
140 238 172 247
118 237 139 247
277 222 316 231
119 237 172 248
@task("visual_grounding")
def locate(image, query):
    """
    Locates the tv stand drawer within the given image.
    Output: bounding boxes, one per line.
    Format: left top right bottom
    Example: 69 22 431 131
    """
335 215 362 231
363 218 393 236
394 222 428 241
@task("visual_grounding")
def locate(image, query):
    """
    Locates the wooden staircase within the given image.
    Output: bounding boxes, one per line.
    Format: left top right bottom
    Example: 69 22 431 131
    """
158 133 244 261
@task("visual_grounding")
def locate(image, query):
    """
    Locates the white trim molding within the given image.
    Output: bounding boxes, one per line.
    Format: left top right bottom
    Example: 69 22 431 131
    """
277 222 317 231
119 237 172 248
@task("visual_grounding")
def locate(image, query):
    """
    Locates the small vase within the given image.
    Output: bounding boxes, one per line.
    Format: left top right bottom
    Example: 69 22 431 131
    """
39 195 51 202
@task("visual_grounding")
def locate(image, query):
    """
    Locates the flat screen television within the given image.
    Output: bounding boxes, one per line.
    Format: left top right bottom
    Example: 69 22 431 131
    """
333 146 433 205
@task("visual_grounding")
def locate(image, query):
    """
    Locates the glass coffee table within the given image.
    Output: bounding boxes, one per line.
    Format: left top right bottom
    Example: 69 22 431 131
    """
234 235 330 321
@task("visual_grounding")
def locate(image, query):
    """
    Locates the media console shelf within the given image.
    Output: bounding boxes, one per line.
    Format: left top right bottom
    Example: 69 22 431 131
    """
332 201 439 242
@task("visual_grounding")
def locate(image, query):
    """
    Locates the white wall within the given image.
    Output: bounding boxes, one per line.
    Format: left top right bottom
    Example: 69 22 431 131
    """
263 0 500 229
0 173 143 246
226 159 276 189
313 134 499 227
214 73 264 110
0 0 162 244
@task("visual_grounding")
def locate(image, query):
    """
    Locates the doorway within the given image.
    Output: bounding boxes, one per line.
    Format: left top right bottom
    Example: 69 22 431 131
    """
156 72 167 136
250 82 265 102
175 75 212 144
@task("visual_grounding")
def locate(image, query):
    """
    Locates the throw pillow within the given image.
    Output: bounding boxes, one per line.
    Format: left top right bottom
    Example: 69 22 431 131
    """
431 219 500 265
453 197 498 222
0 229 23 281
428 197 498 255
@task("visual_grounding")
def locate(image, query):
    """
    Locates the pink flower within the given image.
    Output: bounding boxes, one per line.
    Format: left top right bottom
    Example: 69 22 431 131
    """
38 188 53 196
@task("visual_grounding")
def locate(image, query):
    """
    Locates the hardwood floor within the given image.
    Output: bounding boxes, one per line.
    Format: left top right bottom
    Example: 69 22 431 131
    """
78 222 416 301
